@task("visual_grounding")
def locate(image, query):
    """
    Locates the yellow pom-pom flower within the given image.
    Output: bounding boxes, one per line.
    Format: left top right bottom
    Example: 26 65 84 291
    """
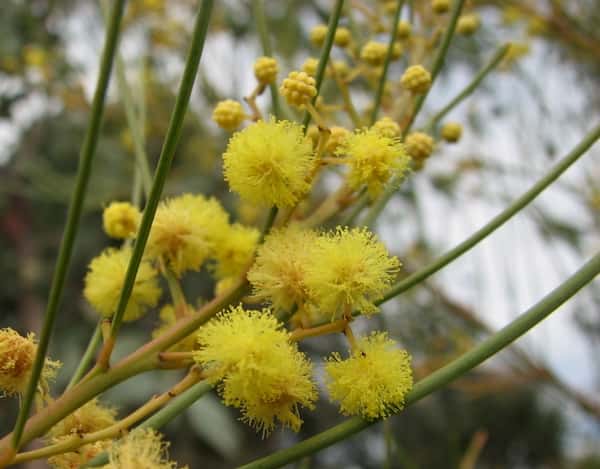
372 116 401 139
83 247 161 321
223 119 315 207
212 99 246 131
335 127 411 197
195 306 317 436
396 20 412 39
360 41 388 66
279 71 317 108
102 202 140 239
334 27 352 47
0 328 60 397
253 56 278 85
326 126 351 154
104 428 184 469
432 0 450 14
146 194 229 276
304 227 400 318
441 122 462 143
457 14 480 35
405 131 434 163
248 226 318 313
400 65 432 94
309 24 328 46
325 332 413 419
212 223 259 279
301 57 318 77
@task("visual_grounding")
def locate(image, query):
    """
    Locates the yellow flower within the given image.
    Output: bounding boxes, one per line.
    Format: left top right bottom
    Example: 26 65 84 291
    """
102 201 141 239
457 14 480 35
328 60 350 80
360 41 388 66
326 126 351 154
152 304 197 352
301 57 319 77
223 119 315 207
146 194 230 276
325 332 413 419
304 227 400 318
400 65 432 94
253 56 278 85
395 20 412 39
441 122 462 143
212 99 246 131
247 226 318 313
0 328 60 397
48 398 117 438
335 127 411 198
279 71 317 108
334 27 352 47
212 223 259 279
104 428 184 469
372 116 401 138
195 306 317 436
405 131 434 165
83 247 161 321
432 0 450 14
309 24 328 47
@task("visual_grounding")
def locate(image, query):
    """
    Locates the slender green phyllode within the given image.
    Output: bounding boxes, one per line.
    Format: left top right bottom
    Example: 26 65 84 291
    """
9 0 127 450
107 0 215 345
238 251 600 469
379 122 600 304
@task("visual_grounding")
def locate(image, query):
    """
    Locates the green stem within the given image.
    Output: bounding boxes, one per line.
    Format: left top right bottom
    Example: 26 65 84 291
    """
370 0 405 125
237 251 600 469
379 122 600 304
402 0 465 137
259 206 279 243
106 0 215 353
65 322 102 390
302 0 345 129
252 0 280 118
340 188 368 226
424 43 510 131
9 0 126 450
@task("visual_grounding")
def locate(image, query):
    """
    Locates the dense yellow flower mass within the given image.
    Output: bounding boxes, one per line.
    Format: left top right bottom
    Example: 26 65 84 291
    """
83 247 161 321
146 194 229 276
247 226 318 313
195 306 317 435
212 223 259 279
304 227 400 318
102 201 140 239
336 127 410 197
104 428 185 469
325 332 413 419
0 328 60 396
223 119 315 207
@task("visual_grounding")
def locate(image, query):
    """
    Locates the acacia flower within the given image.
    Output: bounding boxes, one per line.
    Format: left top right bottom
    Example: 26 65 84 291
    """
304 227 400 318
325 332 413 419
212 99 246 131
83 247 161 321
372 116 401 138
400 65 432 94
360 41 388 66
279 71 317 108
104 428 184 469
195 306 317 436
223 119 315 207
152 305 197 352
441 122 462 143
309 24 328 47
247 226 318 313
211 223 259 279
102 201 140 239
335 127 411 198
0 328 60 397
146 194 230 276
48 398 117 438
253 56 278 85
48 441 109 469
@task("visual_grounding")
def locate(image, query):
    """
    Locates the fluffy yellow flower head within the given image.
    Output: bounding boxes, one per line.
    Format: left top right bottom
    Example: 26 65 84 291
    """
84 247 161 321
373 116 401 139
104 428 184 469
279 71 317 108
304 227 400 318
441 122 462 143
146 194 229 276
102 202 141 239
309 24 328 47
212 99 246 131
195 306 317 435
223 119 315 207
247 226 318 313
335 127 410 198
49 398 116 438
400 65 432 94
0 328 60 397
325 332 413 419
360 41 388 66
253 56 278 85
212 223 259 279
457 14 481 35
301 57 318 77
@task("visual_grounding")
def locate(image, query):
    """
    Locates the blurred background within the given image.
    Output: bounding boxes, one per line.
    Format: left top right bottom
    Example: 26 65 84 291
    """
0 0 599 467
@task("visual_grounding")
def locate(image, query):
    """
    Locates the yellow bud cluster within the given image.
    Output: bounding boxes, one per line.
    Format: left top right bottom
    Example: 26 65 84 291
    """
102 201 140 239
373 116 401 139
405 132 435 169
400 65 432 94
441 122 462 143
309 24 328 46
212 99 246 131
301 57 318 77
279 71 317 108
253 56 278 85
360 41 388 66
326 126 351 153
457 14 481 35
432 0 450 14
396 20 412 39
334 27 352 47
